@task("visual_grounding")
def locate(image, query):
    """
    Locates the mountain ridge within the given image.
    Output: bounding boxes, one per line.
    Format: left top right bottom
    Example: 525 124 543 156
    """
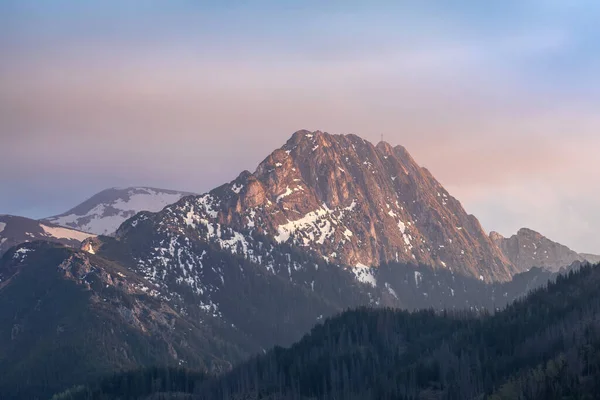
491 227 600 272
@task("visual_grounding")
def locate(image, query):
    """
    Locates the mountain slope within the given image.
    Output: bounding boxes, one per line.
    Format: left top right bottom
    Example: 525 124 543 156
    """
93 230 383 350
193 262 600 400
0 241 259 399
491 227 600 272
0 215 95 256
44 187 194 235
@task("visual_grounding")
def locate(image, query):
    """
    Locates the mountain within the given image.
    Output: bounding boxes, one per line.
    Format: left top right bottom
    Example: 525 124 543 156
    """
0 215 95 256
44 187 194 235
491 227 600 272
118 130 515 283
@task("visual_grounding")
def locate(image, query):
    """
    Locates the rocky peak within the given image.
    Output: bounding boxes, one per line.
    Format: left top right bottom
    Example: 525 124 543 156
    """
122 130 517 282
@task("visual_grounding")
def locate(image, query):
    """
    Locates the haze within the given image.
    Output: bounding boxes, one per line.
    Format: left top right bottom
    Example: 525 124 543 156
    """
2 1 600 253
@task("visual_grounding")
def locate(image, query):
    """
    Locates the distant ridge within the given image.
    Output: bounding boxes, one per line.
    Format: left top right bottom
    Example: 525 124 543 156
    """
491 227 600 272
0 214 94 255
44 186 194 235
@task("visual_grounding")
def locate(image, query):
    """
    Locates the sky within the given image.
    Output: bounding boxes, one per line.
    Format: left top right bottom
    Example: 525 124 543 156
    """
1 1 600 253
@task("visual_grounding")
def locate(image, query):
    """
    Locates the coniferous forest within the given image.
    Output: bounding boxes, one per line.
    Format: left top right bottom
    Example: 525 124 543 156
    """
53 262 600 399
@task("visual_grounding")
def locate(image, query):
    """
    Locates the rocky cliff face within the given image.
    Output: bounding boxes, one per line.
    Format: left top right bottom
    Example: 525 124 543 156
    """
121 130 514 281
491 228 600 272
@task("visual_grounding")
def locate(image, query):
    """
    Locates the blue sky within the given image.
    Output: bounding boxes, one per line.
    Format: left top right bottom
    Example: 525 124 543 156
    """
2 1 600 252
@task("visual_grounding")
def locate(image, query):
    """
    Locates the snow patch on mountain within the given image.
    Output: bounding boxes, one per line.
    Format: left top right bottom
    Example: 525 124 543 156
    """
83 241 96 254
231 183 244 194
414 271 422 287
276 187 294 203
40 224 95 242
275 206 333 244
13 247 33 260
384 282 398 299
196 194 219 219
352 263 377 287
0 215 97 256
274 201 358 246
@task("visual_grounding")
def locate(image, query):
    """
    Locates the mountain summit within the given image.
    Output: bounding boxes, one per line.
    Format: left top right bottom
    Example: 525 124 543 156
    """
121 130 516 282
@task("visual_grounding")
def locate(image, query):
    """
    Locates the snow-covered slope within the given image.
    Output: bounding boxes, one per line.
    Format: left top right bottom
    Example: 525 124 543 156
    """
0 215 95 255
44 187 194 235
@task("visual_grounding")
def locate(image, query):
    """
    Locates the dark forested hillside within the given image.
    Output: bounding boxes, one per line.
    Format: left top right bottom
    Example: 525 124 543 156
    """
188 262 600 399
51 367 208 400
